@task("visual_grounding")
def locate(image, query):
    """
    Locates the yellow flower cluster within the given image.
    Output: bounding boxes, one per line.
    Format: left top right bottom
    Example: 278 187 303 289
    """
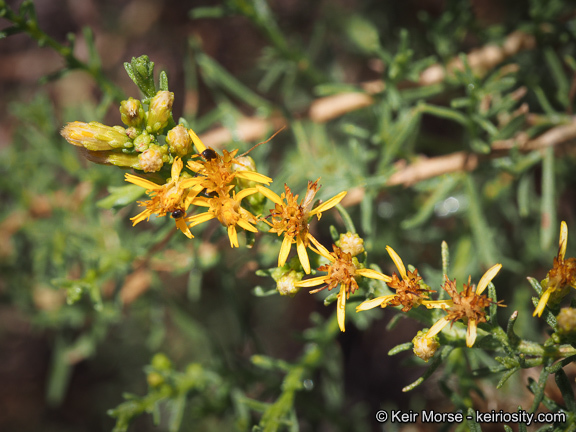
62 87 573 361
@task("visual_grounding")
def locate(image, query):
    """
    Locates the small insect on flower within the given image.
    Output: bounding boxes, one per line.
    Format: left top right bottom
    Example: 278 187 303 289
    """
171 209 185 219
201 148 218 161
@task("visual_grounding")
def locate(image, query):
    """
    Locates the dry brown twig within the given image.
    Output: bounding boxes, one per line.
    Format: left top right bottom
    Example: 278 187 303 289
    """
194 29 576 190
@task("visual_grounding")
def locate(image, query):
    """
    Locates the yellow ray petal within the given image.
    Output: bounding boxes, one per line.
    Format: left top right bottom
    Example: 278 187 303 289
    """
183 185 205 209
191 196 211 207
309 191 347 218
356 295 396 311
426 316 451 338
278 235 293 267
235 171 272 185
294 276 327 288
476 263 502 295
256 185 283 206
228 225 239 248
188 128 206 153
337 286 346 332
306 233 333 261
356 268 392 283
130 209 153 225
386 245 407 280
422 299 453 309
235 187 258 202
175 217 194 239
187 212 215 228
237 218 258 233
466 319 478 347
171 157 183 179
125 173 161 190
559 221 568 260
533 286 553 317
296 234 311 274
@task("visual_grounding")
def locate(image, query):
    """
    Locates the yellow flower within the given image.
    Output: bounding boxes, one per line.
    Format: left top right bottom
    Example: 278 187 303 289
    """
295 243 390 332
185 188 260 248
533 221 576 317
186 128 272 196
256 180 347 274
356 246 432 313
423 264 503 347
125 157 201 238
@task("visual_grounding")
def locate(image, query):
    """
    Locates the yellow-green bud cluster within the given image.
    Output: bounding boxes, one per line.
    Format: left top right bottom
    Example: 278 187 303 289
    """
61 90 201 173
147 91 174 133
557 307 576 334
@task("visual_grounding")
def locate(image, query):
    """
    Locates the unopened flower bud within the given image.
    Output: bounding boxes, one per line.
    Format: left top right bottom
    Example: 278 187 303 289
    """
276 269 304 297
138 144 165 172
125 127 140 140
557 307 576 334
82 149 141 169
338 232 365 257
412 330 439 362
146 91 174 133
61 121 132 151
151 353 172 371
120 97 145 127
166 125 192 157
134 131 153 152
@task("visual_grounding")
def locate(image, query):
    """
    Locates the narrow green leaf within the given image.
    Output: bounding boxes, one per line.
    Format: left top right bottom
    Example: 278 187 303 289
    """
540 146 556 250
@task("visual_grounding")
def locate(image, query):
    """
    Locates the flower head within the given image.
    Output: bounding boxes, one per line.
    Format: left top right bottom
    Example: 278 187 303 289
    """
185 188 259 248
356 246 432 313
412 330 440 362
295 243 389 332
125 157 201 238
424 264 504 347
257 180 347 274
533 221 576 317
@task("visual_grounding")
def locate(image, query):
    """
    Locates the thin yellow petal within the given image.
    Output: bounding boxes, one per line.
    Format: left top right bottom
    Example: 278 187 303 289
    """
355 295 396 311
235 171 272 185
422 299 453 309
309 191 347 218
171 157 183 179
187 212 215 228
560 221 568 261
337 286 346 332
476 263 502 295
175 217 193 239
278 235 293 267
297 235 311 274
426 316 451 338
386 245 407 280
306 233 333 261
237 219 258 233
256 185 283 206
191 196 211 207
179 178 205 189
183 185 204 209
228 225 239 248
356 268 392 283
235 187 258 202
125 173 161 190
130 209 153 225
294 276 327 288
533 287 553 317
466 319 477 347
188 128 206 153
